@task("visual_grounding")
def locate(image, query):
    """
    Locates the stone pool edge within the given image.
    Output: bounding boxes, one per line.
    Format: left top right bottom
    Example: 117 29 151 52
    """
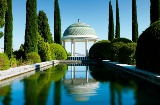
0 60 81 81
102 60 160 86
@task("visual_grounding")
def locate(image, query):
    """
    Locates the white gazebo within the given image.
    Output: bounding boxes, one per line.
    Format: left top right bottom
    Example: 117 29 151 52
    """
62 19 98 60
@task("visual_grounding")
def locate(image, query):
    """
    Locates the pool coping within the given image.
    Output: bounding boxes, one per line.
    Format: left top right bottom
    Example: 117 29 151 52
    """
102 60 160 86
0 60 81 81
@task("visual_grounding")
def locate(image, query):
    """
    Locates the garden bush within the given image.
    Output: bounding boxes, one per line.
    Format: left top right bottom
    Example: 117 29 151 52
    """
110 38 133 62
10 55 17 67
119 43 137 65
89 40 110 60
0 53 10 70
50 43 67 60
111 38 133 44
110 42 126 62
38 35 52 62
26 52 41 64
136 20 160 71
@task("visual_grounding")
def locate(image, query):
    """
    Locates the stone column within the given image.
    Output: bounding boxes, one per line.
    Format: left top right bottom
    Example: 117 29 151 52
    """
62 41 65 48
73 42 75 56
85 39 88 57
71 39 74 56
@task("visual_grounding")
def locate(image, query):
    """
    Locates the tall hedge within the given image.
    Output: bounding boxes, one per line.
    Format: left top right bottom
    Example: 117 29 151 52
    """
136 20 160 72
89 40 110 60
150 0 160 24
4 0 13 58
108 0 114 41
24 0 38 56
115 0 120 38
38 10 53 44
38 35 51 62
0 0 7 38
54 0 61 44
132 0 138 42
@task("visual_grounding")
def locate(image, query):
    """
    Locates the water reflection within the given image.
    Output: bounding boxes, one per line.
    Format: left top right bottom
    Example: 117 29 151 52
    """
0 85 11 105
23 64 67 105
1 63 160 104
63 65 99 102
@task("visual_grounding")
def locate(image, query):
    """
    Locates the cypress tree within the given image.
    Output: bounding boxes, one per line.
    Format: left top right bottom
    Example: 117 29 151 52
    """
108 1 114 41
115 0 120 38
0 0 7 38
150 0 160 24
24 0 38 56
38 10 53 44
132 0 138 42
4 0 13 58
54 0 61 44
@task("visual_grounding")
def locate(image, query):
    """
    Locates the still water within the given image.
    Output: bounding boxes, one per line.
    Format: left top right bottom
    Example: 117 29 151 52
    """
0 63 160 105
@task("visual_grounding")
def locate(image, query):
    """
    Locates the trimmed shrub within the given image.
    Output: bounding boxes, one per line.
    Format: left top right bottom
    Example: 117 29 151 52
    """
119 43 137 65
110 38 133 62
111 38 133 44
50 43 67 60
0 53 10 70
136 20 160 72
26 52 41 64
110 42 126 62
89 40 110 60
38 35 52 62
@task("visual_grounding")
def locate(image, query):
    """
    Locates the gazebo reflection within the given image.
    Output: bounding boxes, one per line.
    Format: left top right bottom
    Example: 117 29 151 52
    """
63 65 99 101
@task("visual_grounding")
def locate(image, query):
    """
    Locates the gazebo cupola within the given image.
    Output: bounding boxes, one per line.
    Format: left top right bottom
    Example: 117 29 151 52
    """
62 19 98 57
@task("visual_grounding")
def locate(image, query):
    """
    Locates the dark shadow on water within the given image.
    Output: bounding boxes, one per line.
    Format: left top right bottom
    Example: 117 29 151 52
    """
89 63 160 105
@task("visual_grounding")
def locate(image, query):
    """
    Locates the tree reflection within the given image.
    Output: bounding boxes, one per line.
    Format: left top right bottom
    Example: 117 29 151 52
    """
23 64 67 105
0 85 11 105
89 63 135 105
51 64 68 105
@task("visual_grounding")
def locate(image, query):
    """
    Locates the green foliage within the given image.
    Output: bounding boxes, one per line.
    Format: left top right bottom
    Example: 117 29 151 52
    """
4 0 13 58
38 35 51 62
10 55 17 67
115 0 120 38
50 43 67 60
50 64 68 82
54 0 61 44
136 20 160 71
26 52 41 64
89 40 110 60
38 10 53 44
111 38 133 44
13 44 24 59
150 0 160 24
0 0 7 39
119 43 137 65
110 38 133 62
110 42 126 62
24 0 38 55
67 52 71 56
0 53 10 70
108 0 114 41
132 0 138 42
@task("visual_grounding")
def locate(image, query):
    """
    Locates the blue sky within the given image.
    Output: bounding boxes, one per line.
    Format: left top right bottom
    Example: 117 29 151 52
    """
0 0 150 54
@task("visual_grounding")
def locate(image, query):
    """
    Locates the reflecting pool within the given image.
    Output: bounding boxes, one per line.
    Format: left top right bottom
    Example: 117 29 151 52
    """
0 63 160 105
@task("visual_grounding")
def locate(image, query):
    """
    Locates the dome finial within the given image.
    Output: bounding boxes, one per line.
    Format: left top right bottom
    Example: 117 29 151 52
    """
78 19 80 22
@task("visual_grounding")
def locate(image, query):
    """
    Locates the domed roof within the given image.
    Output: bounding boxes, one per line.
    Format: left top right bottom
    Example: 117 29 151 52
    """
62 20 98 42
63 22 96 36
